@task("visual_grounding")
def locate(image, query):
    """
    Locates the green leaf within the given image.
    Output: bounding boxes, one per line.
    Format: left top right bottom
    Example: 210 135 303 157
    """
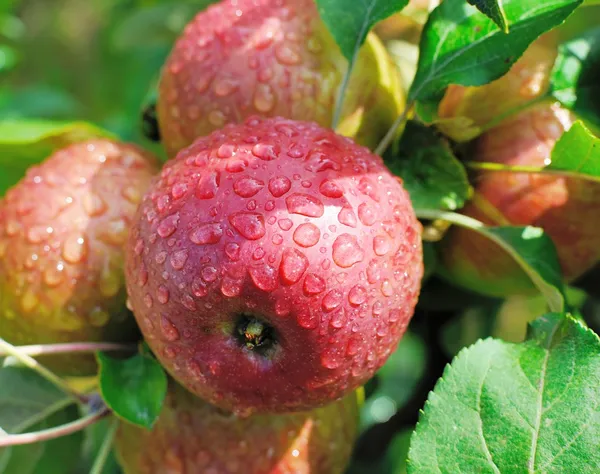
0 367 82 474
111 2 218 51
408 313 600 473
387 429 413 474
0 366 73 434
386 121 471 211
546 121 600 179
467 0 510 33
551 27 600 129
315 0 409 60
415 210 565 312
483 226 565 311
80 418 121 474
360 332 426 431
97 352 167 429
410 0 582 101
27 407 84 474
0 119 115 196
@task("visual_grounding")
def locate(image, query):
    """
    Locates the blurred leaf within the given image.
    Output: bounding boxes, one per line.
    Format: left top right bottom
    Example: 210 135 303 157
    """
551 28 600 129
441 301 502 356
410 0 582 101
408 313 600 473
315 0 409 60
30 406 84 474
0 45 18 72
417 276 500 312
466 0 509 32
0 119 114 195
0 366 73 433
545 121 600 179
0 14 25 40
0 119 112 145
1 406 84 474
112 3 196 51
361 332 426 431
386 121 471 211
0 367 81 474
78 417 121 474
97 352 167 429
0 86 81 119
0 440 44 474
386 429 412 474
386 40 419 91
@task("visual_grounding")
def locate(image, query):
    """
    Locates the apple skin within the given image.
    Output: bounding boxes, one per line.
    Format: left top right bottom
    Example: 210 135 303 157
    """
125 116 423 415
114 380 361 474
0 139 158 375
157 0 404 156
440 101 600 297
436 34 558 142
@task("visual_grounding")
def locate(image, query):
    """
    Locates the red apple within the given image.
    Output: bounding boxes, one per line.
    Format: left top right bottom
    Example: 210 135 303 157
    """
125 116 423 415
114 381 360 474
440 101 600 297
0 139 158 374
157 0 404 156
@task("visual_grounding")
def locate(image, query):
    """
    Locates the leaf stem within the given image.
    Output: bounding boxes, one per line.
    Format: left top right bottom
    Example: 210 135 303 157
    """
374 100 414 156
0 406 110 447
414 208 564 312
331 57 355 130
0 337 88 404
0 342 136 358
90 417 118 474
465 161 600 183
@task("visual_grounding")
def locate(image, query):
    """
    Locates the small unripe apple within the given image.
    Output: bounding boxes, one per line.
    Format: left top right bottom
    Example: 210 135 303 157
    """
114 381 360 474
437 34 558 142
440 101 600 297
125 116 423 415
0 139 158 375
157 0 404 156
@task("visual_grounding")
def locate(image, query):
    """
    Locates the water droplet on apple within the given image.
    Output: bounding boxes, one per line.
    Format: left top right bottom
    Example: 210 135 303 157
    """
293 223 320 247
161 315 180 341
233 177 265 197
229 212 266 240
286 193 324 217
268 176 291 197
279 248 308 285
332 234 364 268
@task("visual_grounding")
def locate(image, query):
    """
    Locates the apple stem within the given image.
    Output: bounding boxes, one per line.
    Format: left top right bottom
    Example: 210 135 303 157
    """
0 337 89 404
0 405 110 447
0 342 137 358
374 100 414 156
465 160 600 183
236 316 274 353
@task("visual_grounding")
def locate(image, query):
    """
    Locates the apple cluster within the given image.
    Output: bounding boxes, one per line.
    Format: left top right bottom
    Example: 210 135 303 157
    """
1 0 592 472
0 1 423 472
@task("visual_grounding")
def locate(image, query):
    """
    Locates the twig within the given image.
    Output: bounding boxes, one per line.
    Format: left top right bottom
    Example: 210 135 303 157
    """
465 161 600 183
0 337 87 404
0 406 110 447
90 417 119 474
374 100 414 156
0 342 136 358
